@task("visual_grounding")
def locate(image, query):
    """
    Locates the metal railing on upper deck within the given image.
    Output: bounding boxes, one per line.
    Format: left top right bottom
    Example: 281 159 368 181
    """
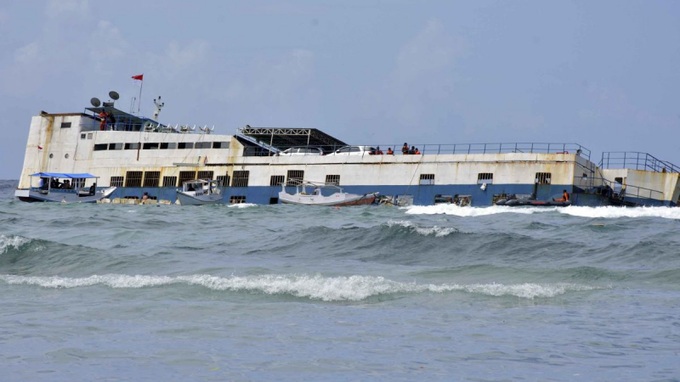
264 142 591 159
600 152 680 173
410 142 590 159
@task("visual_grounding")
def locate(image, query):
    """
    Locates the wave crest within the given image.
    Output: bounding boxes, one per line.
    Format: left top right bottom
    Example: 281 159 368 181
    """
0 235 32 255
0 273 598 301
405 205 680 219
385 220 458 237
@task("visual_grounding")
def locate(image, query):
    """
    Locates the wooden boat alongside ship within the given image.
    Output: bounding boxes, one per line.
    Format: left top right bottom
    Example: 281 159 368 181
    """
15 172 116 203
176 179 222 205
279 181 377 206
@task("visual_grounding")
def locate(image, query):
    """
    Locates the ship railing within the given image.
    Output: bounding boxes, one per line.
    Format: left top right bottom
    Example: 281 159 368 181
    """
575 175 664 202
600 152 680 173
269 142 591 159
415 142 589 159
618 182 665 201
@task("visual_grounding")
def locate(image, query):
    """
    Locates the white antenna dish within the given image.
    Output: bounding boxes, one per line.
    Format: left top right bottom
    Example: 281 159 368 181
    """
109 91 120 100
90 98 101 107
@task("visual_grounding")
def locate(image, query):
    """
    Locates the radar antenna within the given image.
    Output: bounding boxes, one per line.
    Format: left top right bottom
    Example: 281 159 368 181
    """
153 96 165 120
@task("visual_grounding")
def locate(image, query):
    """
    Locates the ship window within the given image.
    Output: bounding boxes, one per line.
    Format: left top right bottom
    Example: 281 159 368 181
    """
216 174 230 187
286 170 304 186
109 143 123 150
230 196 246 204
87 133 93 139
213 141 230 149
61 122 72 128
270 175 285 186
143 142 159 150
477 173 493 184
160 142 177 149
178 142 194 149
125 143 140 150
615 177 623 184
81 133 86 139
232 171 250 187
94 144 108 151
110 176 124 187
325 175 340 185
125 171 143 187
419 174 435 185
535 172 552 184
195 142 211 149
197 170 214 180
179 171 197 186
162 176 177 187
143 171 160 187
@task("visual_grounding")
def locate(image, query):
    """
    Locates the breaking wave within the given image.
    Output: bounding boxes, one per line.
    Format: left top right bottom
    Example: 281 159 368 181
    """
558 206 680 219
405 204 680 219
0 273 598 301
0 234 33 255
385 220 458 237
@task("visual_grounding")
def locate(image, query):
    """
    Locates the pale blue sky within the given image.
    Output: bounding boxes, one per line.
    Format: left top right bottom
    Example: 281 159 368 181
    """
1 0 679 179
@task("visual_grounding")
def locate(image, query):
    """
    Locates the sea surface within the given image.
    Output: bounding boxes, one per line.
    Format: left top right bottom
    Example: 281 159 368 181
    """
1 179 679 381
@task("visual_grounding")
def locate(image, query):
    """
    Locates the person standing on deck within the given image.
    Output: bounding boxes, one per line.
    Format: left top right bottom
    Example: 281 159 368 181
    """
98 110 107 130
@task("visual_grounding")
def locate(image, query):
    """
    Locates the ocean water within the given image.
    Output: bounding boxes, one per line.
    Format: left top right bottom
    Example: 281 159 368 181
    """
1 179 679 381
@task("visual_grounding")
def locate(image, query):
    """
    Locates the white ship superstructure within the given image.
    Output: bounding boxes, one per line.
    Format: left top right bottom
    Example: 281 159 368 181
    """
15 96 680 206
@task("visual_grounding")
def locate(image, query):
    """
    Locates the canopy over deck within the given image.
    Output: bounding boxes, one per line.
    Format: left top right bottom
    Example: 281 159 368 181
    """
238 126 347 154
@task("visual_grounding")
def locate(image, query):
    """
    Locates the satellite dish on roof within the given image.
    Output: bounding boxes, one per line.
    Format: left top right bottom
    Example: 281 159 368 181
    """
90 97 101 107
109 91 120 100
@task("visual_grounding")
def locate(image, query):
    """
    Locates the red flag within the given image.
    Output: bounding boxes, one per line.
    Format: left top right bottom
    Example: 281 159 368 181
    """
131 74 144 81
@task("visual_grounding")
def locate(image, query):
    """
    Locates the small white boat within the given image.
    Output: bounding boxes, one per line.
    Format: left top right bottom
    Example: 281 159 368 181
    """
15 172 116 203
278 181 377 206
176 179 222 205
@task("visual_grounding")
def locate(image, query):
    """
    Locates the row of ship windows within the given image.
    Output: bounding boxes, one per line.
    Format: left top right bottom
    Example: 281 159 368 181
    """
91 141 230 151
110 171 554 188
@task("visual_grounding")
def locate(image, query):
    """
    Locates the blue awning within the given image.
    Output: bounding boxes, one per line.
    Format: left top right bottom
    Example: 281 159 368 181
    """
30 172 98 179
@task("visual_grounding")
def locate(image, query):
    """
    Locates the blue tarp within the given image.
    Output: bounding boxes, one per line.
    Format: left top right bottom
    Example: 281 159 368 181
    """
30 172 98 179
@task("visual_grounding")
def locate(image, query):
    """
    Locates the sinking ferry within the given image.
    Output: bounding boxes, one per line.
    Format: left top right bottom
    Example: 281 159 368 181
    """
14 91 680 206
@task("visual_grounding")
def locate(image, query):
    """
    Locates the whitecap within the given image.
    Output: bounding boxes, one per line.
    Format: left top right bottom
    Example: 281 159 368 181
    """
0 273 601 301
0 235 31 255
559 206 680 220
385 220 457 237
405 205 549 217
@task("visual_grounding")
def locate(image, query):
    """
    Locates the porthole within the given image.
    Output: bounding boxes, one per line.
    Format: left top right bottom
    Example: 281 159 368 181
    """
65 153 69 159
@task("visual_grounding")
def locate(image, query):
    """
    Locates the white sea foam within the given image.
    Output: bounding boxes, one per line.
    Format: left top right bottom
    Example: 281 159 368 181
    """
0 273 598 301
0 235 31 255
406 204 680 219
428 282 598 299
386 220 457 237
405 204 546 216
559 206 680 219
228 203 257 209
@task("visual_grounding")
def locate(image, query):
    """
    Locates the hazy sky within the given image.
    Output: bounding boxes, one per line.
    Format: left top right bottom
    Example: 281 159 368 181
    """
1 0 679 179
